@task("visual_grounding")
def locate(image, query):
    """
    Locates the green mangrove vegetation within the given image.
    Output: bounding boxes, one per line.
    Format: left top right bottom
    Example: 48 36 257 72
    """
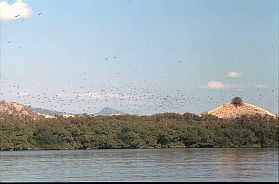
0 113 278 150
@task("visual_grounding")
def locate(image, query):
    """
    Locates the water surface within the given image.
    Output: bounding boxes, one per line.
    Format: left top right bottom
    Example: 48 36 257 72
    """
0 148 277 182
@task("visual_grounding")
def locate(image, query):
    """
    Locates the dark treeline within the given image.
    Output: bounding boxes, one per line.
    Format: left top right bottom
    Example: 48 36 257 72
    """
0 113 278 151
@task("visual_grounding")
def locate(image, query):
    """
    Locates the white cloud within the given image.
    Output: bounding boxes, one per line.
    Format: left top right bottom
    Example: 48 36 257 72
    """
200 81 246 91
225 71 242 78
0 0 33 23
200 81 224 90
256 84 267 89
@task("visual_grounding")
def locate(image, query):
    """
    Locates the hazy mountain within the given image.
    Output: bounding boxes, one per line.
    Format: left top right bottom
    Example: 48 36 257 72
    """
97 107 125 116
27 106 65 117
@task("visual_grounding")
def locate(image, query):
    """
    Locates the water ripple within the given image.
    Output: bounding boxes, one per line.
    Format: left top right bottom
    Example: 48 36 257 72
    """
0 148 277 182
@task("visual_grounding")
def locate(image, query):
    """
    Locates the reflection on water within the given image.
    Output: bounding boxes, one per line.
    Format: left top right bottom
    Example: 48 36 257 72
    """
0 148 278 182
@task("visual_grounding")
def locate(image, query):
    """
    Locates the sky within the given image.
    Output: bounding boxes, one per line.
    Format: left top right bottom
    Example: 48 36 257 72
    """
0 0 278 115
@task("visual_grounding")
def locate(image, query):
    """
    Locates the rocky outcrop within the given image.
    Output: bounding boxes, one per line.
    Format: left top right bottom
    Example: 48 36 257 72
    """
0 100 48 119
206 97 275 119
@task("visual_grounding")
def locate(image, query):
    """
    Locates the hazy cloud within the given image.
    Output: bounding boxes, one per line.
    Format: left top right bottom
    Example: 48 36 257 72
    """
256 84 267 89
224 84 246 91
200 81 224 90
57 92 126 99
79 92 123 99
0 0 33 22
17 91 30 97
225 71 242 78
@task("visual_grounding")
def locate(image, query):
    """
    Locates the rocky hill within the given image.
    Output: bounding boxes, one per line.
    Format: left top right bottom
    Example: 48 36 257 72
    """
0 100 53 119
206 97 275 119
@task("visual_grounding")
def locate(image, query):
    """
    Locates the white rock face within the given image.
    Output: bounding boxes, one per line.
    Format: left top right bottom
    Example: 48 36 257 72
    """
207 102 275 119
0 100 52 119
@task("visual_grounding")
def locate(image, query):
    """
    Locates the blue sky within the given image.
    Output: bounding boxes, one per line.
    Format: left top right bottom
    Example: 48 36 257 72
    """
0 0 278 115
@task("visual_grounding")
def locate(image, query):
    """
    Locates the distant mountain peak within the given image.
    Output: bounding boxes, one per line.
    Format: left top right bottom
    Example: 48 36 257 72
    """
97 107 125 116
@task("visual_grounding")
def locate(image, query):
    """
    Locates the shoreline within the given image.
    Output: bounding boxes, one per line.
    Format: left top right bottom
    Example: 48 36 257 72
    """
1 145 278 152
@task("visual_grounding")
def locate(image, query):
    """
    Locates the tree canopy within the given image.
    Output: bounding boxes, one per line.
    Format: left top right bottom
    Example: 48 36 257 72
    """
231 97 243 106
0 113 277 151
